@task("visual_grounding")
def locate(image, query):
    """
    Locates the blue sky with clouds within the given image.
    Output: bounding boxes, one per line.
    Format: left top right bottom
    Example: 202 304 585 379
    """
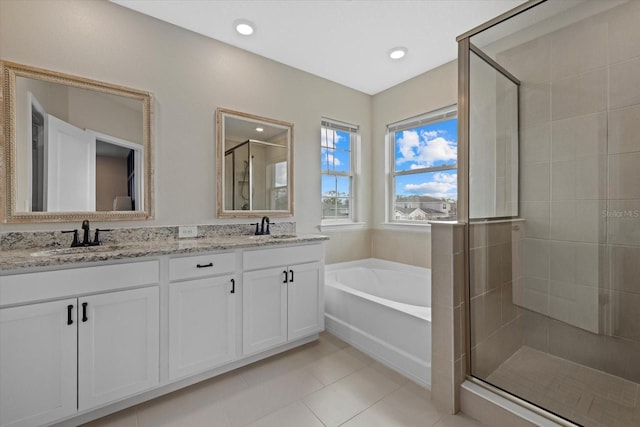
394 118 457 201
321 119 458 201
321 128 351 196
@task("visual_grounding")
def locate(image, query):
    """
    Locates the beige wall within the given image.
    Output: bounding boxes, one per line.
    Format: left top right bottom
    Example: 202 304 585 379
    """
0 0 371 233
2 0 461 273
369 61 458 266
322 229 371 265
323 62 458 267
96 156 128 212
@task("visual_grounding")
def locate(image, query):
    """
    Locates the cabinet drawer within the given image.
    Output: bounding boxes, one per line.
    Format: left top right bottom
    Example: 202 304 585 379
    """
1 260 159 307
243 244 323 271
169 252 236 281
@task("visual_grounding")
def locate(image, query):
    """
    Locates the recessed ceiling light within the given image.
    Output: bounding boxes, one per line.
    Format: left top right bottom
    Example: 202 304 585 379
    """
234 19 255 36
389 47 407 60
255 127 264 132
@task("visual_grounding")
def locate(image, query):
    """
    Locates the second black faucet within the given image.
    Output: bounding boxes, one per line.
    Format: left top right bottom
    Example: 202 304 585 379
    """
63 220 112 247
251 216 271 235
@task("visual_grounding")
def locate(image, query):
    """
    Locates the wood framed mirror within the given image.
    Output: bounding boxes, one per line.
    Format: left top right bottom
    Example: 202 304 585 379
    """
216 108 293 218
1 61 153 223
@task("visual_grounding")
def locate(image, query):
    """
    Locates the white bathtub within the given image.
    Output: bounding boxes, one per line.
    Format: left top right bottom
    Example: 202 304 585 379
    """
324 258 431 387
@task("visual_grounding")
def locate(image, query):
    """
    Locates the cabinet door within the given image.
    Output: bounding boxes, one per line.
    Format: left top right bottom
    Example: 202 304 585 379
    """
242 267 287 355
169 275 237 380
78 287 159 410
0 299 77 427
287 262 323 341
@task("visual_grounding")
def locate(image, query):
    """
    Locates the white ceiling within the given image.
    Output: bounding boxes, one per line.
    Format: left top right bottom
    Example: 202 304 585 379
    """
112 0 527 95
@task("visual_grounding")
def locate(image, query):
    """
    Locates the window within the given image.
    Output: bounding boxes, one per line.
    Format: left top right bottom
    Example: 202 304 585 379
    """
321 118 358 221
388 105 457 223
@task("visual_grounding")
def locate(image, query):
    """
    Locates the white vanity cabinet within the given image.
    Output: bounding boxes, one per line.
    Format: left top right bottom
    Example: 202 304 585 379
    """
0 299 78 427
168 252 238 380
77 286 159 410
0 237 326 427
0 261 160 427
242 244 324 356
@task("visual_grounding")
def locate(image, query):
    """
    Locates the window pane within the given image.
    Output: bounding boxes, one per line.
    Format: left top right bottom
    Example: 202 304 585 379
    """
321 175 336 196
322 197 350 218
394 170 457 220
321 175 351 219
336 176 351 198
274 161 287 187
334 130 351 151
332 149 350 173
321 120 356 221
321 148 333 171
321 127 351 173
321 147 351 173
394 118 457 172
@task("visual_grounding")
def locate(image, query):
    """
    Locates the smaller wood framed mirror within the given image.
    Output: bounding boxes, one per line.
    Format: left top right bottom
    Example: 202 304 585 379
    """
216 108 293 218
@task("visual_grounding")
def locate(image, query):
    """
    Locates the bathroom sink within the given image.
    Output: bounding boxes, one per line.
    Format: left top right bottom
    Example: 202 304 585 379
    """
248 234 298 240
30 245 121 257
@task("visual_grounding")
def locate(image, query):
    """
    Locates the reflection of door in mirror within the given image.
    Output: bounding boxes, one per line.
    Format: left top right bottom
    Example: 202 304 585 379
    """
45 114 96 211
16 75 145 213
26 93 141 212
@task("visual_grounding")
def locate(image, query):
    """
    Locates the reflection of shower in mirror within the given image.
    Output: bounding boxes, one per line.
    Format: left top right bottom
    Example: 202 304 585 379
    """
240 157 252 210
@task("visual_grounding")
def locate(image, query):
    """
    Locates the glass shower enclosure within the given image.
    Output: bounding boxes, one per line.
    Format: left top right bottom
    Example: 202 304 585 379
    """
224 139 288 211
460 1 640 426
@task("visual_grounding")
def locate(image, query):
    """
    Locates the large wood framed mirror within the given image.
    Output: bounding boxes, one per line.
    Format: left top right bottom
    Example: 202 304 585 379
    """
216 108 293 218
1 61 153 223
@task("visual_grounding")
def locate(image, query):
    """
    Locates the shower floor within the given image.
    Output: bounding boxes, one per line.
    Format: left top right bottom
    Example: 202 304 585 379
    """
486 346 640 427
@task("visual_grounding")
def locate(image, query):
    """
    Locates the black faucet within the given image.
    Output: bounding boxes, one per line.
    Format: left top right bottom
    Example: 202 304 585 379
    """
261 216 270 235
251 217 271 235
62 220 112 247
81 220 91 246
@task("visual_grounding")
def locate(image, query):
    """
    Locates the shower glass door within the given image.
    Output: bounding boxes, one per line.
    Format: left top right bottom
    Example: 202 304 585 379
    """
464 1 640 426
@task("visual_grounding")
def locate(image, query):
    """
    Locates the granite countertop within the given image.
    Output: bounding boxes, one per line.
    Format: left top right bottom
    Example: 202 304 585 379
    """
1 234 329 272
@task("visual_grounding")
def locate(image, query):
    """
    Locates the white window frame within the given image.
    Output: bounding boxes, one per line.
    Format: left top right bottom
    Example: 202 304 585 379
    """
321 118 360 227
386 105 458 226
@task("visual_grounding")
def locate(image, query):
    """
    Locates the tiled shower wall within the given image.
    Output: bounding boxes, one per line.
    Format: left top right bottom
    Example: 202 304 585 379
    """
469 221 523 378
495 1 640 382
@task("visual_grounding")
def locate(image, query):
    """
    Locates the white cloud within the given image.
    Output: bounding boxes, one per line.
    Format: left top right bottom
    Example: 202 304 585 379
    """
321 128 343 149
404 173 457 199
325 153 341 166
433 171 457 183
396 130 456 167
421 130 439 139
396 130 420 163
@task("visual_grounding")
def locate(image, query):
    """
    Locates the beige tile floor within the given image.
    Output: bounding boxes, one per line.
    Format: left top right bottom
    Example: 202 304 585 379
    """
84 332 483 427
487 346 640 427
